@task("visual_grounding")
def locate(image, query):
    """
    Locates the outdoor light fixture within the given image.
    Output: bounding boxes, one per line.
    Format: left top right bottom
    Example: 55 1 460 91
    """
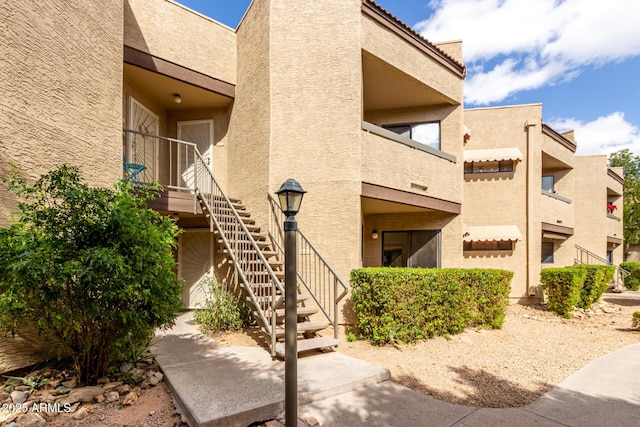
372 230 379 239
174 93 182 104
276 178 306 219
275 178 306 427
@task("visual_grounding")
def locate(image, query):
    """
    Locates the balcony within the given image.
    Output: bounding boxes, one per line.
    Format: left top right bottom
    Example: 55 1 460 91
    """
541 190 574 229
361 121 460 203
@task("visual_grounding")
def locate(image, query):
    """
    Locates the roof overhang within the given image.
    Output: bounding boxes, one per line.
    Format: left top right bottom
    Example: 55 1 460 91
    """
361 182 461 214
541 222 574 236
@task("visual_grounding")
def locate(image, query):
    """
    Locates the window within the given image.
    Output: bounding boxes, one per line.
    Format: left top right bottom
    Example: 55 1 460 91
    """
384 122 440 150
382 230 440 268
463 240 513 251
542 175 555 192
541 241 554 263
607 250 613 264
464 161 514 174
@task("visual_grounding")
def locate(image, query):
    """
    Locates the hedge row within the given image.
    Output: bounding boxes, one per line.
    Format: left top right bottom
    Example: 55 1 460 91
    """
350 268 513 345
620 262 640 291
540 264 615 318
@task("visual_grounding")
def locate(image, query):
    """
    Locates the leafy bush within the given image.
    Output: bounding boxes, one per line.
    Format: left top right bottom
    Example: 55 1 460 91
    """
573 264 615 309
620 262 640 291
0 165 183 384
540 268 586 318
632 311 640 330
194 278 250 334
349 268 512 345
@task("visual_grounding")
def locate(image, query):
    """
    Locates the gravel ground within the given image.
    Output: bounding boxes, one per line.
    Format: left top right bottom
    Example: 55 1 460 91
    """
212 291 640 409
335 292 640 408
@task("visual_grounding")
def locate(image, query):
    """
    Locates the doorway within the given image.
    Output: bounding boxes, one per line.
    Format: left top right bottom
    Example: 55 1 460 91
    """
382 230 441 268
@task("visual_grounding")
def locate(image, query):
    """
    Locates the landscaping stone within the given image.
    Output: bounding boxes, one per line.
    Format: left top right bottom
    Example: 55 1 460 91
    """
147 370 163 386
57 386 104 404
102 381 123 391
61 379 77 388
122 389 139 406
11 390 28 404
104 391 120 403
116 384 131 395
15 412 46 427
72 406 88 420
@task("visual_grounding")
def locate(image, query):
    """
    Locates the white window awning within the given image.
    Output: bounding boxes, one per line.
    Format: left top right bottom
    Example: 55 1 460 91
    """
463 148 523 163
463 225 522 242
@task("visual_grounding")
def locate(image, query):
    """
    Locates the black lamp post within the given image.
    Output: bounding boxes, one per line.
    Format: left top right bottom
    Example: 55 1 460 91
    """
275 178 306 427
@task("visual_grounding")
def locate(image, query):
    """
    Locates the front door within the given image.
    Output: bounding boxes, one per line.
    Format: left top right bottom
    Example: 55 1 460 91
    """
178 229 213 309
127 96 159 183
177 120 214 189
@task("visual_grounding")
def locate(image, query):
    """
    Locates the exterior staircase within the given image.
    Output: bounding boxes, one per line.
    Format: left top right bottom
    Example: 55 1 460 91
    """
574 244 630 292
201 193 343 357
123 129 348 357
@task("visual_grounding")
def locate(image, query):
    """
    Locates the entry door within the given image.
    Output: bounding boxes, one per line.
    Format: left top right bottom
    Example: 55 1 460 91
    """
178 229 213 309
177 120 214 189
127 96 159 182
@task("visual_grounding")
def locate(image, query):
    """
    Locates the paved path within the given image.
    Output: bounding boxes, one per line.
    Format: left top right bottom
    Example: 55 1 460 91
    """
155 312 640 427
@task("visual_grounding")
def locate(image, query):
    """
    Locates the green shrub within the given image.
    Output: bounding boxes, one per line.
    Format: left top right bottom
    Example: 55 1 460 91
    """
540 268 586 318
194 278 250 334
620 262 640 291
349 267 512 345
573 264 615 309
632 311 640 330
0 166 183 384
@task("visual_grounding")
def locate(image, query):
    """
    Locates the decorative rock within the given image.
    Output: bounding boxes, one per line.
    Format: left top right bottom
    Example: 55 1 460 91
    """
0 411 18 425
122 390 139 406
115 384 131 395
15 412 46 427
95 393 106 403
97 377 109 385
299 413 320 426
57 386 104 404
11 390 28 404
73 406 89 420
147 371 163 386
120 363 132 373
67 402 80 413
132 368 146 383
102 381 123 391
61 379 77 389
104 391 120 403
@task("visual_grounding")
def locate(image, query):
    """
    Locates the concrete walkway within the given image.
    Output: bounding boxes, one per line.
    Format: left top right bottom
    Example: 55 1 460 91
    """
155 312 640 427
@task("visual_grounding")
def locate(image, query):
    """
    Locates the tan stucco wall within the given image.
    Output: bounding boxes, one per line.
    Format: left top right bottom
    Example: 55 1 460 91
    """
0 0 124 228
227 0 272 229
0 0 124 373
267 0 363 285
124 0 236 85
361 15 463 104
574 156 624 264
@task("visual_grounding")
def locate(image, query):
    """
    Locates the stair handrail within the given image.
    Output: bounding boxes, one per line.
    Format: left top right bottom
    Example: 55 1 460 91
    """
123 129 284 354
268 194 348 339
574 244 630 291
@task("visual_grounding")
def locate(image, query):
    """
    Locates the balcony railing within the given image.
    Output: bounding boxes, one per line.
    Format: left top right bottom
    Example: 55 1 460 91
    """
362 121 456 163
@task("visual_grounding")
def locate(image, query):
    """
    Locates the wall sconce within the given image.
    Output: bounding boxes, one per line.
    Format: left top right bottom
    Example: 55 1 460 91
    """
174 93 182 104
372 230 379 240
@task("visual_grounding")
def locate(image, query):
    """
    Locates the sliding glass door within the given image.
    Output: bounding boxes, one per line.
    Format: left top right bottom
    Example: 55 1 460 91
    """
382 230 440 268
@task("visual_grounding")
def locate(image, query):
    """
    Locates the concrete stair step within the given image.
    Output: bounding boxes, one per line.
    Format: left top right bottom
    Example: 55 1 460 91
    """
274 321 329 337
261 307 319 319
251 294 309 304
275 337 339 357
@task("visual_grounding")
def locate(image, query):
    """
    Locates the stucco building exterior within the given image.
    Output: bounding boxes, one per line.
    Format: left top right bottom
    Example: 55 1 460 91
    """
0 0 625 368
462 105 624 300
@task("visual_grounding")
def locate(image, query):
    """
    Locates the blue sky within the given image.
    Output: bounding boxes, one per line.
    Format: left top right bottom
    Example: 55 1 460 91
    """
175 0 640 156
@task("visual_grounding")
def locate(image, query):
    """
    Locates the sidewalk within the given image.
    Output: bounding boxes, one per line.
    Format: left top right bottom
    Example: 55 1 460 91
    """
155 312 640 427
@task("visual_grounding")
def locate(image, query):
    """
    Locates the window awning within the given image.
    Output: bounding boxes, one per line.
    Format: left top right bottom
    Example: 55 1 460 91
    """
463 225 522 242
463 148 523 163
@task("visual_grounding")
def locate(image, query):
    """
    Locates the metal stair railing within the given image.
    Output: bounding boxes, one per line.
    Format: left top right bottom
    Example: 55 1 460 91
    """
574 244 630 291
123 129 284 355
268 194 349 339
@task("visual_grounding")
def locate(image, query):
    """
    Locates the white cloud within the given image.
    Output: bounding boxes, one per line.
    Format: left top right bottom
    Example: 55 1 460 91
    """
548 112 640 156
416 0 640 105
